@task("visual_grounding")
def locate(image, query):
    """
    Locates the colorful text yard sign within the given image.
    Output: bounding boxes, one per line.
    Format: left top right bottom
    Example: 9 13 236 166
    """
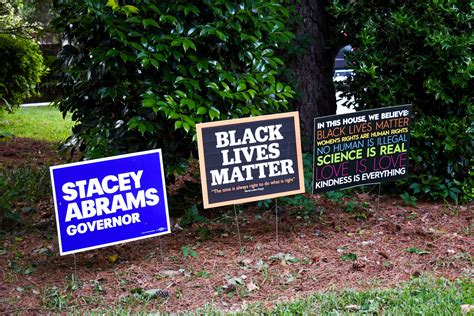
313 105 412 193
197 112 305 208
50 150 170 255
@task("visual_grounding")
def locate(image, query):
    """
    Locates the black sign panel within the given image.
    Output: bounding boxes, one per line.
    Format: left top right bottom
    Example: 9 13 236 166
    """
313 105 412 193
197 112 305 208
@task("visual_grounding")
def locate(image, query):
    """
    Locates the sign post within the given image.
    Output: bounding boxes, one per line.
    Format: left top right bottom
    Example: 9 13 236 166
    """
197 112 305 250
50 149 171 256
313 105 412 193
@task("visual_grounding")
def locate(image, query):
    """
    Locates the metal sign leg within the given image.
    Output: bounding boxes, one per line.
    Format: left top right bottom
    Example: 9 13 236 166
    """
376 183 381 221
233 204 242 251
275 198 279 249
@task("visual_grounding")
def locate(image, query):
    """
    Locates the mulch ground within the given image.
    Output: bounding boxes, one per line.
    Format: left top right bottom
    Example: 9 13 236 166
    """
0 138 472 313
0 137 65 169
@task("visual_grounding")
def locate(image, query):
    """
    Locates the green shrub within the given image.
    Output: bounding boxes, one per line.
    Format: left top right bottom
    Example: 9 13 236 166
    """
331 1 473 117
402 115 473 203
52 1 295 177
0 34 47 109
329 1 473 202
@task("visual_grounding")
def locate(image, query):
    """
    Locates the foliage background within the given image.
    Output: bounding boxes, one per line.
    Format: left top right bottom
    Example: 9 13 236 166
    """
0 1 53 111
52 0 473 202
0 34 47 110
52 0 295 178
330 0 473 202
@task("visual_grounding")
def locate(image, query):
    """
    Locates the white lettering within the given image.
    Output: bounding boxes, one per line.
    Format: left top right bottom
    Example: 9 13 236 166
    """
65 202 82 222
211 168 229 185
62 182 78 201
215 131 230 148
145 188 160 206
102 175 119 194
86 178 104 197
209 159 295 185
129 170 143 190
255 126 268 142
65 213 141 235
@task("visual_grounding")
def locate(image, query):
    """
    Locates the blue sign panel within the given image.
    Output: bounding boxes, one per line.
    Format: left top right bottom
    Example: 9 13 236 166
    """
50 149 170 255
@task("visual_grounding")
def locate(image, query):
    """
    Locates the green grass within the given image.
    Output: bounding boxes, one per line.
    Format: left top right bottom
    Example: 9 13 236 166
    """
198 277 474 315
34 276 473 314
0 106 73 142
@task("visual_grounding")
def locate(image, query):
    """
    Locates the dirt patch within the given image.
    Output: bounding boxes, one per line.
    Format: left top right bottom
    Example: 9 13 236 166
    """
0 137 65 169
1 194 472 313
0 138 472 313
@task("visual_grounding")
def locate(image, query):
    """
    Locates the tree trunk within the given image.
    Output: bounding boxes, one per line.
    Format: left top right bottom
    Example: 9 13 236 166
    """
291 0 338 150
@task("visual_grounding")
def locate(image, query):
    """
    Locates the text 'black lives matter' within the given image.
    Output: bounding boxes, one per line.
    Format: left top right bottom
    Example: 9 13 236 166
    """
197 112 305 208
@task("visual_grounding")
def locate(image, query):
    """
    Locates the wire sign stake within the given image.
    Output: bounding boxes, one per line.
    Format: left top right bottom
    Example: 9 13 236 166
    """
233 204 242 251
275 198 280 249
159 237 164 263
72 253 77 280
376 182 381 222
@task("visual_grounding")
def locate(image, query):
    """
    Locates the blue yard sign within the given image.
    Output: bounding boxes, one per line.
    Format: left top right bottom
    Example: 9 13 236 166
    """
50 149 171 255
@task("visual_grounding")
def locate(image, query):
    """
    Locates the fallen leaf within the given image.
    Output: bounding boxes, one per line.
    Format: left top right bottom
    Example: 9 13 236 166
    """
345 304 360 311
461 305 474 314
158 270 182 277
239 258 253 266
143 289 169 299
256 260 268 271
223 284 236 293
247 282 259 292
269 253 299 264
227 276 243 286
108 254 119 264
285 274 295 283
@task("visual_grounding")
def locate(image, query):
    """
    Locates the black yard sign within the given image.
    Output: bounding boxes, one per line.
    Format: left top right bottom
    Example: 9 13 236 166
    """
313 105 412 193
197 112 305 208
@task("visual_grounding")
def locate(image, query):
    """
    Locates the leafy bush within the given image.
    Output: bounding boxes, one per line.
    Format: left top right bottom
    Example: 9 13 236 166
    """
0 34 47 110
329 1 473 202
403 115 473 203
53 1 295 176
331 1 473 117
25 44 63 103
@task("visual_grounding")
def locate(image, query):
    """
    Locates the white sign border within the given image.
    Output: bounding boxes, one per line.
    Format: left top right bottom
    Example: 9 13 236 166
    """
50 149 171 256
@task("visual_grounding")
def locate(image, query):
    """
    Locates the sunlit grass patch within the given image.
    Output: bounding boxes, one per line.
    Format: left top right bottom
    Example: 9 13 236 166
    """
199 276 474 315
0 106 73 142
